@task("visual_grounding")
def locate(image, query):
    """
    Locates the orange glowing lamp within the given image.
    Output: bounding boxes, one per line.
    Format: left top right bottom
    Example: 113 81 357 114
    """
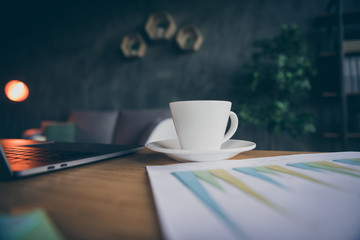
5 80 29 102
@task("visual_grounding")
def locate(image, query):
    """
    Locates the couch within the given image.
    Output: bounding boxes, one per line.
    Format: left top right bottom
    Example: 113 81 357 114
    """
23 108 178 146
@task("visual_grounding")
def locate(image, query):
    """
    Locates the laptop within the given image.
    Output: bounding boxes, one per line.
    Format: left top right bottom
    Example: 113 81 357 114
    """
0 139 144 179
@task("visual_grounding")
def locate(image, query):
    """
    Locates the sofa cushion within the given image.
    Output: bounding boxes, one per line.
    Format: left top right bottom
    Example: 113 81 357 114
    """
69 110 119 144
114 109 171 145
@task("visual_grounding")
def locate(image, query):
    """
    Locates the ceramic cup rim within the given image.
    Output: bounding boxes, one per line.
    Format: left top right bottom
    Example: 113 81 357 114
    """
169 100 231 106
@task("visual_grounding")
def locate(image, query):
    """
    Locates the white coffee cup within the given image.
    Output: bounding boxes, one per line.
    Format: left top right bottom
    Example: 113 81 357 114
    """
169 100 238 150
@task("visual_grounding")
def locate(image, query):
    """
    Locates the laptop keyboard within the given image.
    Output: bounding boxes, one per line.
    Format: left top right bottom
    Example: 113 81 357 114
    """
2 146 96 163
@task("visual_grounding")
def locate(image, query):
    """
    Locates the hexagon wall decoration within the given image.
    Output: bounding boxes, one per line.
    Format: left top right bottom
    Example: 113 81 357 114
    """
145 12 177 40
176 26 203 52
120 33 147 58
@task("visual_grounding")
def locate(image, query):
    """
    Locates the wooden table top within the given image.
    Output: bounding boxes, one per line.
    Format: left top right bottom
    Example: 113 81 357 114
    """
0 149 311 240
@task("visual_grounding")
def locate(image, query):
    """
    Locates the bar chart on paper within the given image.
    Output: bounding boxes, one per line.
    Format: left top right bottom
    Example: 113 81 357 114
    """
147 152 360 240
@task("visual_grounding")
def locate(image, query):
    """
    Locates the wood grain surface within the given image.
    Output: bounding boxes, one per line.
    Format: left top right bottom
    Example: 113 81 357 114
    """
0 149 311 239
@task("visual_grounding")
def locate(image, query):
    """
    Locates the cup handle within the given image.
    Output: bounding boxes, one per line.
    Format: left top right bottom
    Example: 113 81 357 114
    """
222 111 238 143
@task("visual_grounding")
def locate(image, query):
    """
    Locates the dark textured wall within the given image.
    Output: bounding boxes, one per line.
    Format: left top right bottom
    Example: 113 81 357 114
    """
0 0 359 150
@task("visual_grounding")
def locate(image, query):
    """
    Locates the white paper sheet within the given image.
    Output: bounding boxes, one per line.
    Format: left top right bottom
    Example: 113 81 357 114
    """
146 152 360 240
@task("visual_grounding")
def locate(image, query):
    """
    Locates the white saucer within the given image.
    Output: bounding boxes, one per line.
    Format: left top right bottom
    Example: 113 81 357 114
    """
146 139 256 162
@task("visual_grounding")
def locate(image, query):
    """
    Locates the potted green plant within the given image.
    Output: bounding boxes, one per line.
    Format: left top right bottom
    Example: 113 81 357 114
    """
234 24 316 149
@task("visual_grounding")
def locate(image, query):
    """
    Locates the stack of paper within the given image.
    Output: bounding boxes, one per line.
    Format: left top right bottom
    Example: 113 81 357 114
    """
147 152 360 240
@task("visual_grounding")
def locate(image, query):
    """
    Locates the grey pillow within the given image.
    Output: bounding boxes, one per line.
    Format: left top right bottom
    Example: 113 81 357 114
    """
69 110 119 144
